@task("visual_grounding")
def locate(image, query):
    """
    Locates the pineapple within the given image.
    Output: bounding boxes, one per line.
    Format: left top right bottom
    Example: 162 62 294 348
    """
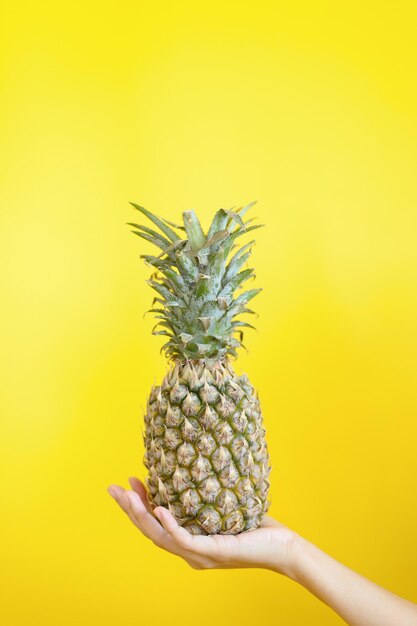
129 202 271 535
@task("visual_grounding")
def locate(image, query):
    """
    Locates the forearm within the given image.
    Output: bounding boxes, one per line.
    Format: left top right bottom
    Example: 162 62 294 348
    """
283 534 417 626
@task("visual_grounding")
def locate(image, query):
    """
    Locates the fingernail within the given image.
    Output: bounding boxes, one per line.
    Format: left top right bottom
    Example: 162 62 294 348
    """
108 486 117 498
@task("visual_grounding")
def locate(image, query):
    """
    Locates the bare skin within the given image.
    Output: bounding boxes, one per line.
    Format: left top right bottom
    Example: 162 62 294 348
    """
108 478 417 626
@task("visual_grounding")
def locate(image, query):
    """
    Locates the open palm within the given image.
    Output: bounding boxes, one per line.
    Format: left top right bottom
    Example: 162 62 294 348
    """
108 477 296 573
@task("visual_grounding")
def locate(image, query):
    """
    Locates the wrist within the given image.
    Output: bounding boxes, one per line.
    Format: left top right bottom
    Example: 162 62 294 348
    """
265 529 304 578
284 532 307 580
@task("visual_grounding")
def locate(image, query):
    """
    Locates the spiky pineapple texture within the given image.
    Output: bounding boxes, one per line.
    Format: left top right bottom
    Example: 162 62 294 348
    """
129 202 271 534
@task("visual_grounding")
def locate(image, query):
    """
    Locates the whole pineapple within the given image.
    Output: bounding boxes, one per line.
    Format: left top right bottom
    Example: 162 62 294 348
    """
129 202 271 535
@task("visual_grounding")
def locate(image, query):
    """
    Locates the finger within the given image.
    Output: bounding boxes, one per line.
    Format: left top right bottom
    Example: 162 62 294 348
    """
153 506 192 549
128 495 213 563
109 485 214 562
128 477 153 513
108 485 165 545
261 515 287 529
153 506 212 554
108 484 128 506
109 485 199 561
123 490 172 548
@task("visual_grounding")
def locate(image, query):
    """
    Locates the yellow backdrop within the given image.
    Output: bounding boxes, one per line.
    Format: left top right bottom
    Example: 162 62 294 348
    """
1 1 416 624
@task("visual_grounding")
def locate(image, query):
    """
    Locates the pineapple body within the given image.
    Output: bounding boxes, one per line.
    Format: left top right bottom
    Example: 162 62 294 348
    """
144 360 270 534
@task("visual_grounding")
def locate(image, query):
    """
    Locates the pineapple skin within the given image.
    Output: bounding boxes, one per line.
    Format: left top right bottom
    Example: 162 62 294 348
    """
144 360 270 535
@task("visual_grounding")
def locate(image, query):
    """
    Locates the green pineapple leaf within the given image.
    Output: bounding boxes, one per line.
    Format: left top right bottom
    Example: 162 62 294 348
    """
130 203 180 242
183 210 206 251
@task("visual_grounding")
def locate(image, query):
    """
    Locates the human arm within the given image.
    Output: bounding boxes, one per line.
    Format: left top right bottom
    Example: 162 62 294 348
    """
108 478 417 626
289 532 417 626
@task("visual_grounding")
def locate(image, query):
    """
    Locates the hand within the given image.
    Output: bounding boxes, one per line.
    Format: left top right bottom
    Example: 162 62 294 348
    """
108 478 417 626
108 477 297 573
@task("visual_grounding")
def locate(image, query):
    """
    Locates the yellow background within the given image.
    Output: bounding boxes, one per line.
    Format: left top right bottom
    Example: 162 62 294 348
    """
1 1 416 624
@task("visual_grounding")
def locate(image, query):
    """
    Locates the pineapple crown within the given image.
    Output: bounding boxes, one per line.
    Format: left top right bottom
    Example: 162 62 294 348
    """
128 202 263 363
